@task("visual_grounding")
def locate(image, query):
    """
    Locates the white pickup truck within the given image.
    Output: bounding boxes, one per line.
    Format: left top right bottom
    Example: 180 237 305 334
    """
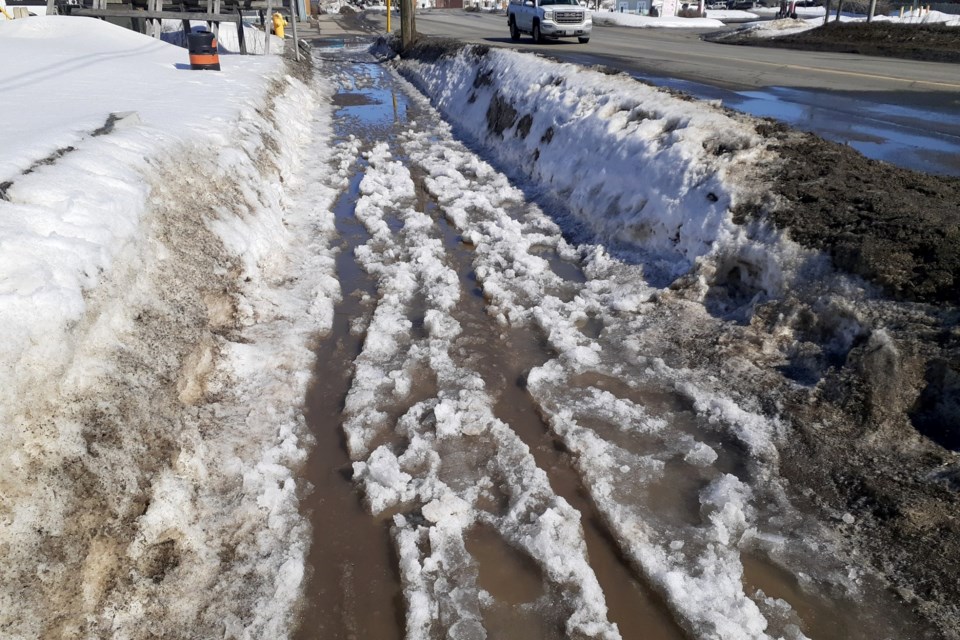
507 0 592 44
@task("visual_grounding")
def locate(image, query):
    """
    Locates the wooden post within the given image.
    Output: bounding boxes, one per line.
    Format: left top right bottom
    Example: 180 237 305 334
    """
212 0 220 38
289 0 300 61
236 7 247 53
400 0 415 50
147 0 163 40
46 0 56 15
265 0 273 55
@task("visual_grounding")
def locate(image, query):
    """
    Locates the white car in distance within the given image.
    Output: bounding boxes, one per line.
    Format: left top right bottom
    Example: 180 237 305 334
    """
507 0 592 44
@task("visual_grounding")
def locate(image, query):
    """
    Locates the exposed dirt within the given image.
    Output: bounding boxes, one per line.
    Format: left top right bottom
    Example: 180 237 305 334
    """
711 66 960 639
740 123 960 640
694 5 960 617
708 21 960 64
739 122 960 305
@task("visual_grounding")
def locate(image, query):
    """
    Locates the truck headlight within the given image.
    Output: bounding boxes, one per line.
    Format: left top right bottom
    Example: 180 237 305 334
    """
543 9 554 20
584 12 591 22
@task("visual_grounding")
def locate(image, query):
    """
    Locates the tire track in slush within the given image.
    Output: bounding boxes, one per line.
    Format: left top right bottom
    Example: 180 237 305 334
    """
346 140 620 636
296 168 406 640
297 54 687 639
412 168 686 640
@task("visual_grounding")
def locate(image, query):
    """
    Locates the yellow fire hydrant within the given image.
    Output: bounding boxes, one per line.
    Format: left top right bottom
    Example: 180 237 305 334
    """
272 12 287 38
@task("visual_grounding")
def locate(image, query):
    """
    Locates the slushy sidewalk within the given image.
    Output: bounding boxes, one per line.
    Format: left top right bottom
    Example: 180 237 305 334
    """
295 10 376 42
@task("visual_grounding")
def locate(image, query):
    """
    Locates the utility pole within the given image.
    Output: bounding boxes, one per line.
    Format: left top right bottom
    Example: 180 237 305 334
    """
867 0 876 21
266 0 273 55
401 0 415 49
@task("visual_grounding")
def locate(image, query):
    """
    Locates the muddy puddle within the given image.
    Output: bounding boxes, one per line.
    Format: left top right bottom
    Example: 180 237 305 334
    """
294 60 410 640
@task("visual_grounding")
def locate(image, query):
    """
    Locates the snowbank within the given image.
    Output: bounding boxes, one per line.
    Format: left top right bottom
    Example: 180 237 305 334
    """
705 9 760 19
0 16 338 638
396 44 805 299
737 7 960 37
875 8 960 24
593 10 725 27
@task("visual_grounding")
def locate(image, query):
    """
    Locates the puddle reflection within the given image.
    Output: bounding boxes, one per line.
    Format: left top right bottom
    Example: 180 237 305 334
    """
333 73 407 127
629 72 960 176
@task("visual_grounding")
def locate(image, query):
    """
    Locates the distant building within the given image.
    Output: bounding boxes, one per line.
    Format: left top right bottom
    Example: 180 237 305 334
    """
611 0 655 13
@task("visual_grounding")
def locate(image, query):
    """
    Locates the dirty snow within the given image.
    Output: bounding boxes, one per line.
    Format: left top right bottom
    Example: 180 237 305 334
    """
592 10 725 27
739 6 960 37
0 15 340 638
343 137 620 638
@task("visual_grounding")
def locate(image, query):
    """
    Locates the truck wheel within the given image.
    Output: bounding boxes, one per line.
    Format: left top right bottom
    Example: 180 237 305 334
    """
509 18 520 41
532 22 543 43
578 36 590 43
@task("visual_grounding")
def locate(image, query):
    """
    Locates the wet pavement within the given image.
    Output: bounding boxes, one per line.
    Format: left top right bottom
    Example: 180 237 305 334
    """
629 70 960 176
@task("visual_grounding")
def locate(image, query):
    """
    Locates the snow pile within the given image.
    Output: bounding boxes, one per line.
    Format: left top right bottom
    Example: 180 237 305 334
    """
0 16 339 638
737 15 822 36
592 9 725 26
750 5 825 18
739 8 960 37
396 45 829 305
705 9 761 19
875 8 960 24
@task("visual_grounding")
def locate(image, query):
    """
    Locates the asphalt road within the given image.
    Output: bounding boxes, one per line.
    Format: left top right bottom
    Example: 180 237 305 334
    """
360 9 960 175
401 10 960 95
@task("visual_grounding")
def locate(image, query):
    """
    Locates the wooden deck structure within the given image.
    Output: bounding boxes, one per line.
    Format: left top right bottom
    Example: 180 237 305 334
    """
47 0 302 55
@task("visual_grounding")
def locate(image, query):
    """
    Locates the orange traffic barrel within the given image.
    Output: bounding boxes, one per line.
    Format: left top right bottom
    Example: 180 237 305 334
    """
187 30 220 71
